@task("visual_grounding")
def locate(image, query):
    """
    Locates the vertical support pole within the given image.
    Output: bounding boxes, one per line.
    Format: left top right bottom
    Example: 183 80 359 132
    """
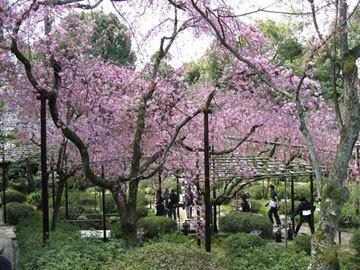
284 176 288 247
65 178 69 220
51 163 55 209
41 95 49 244
338 231 342 244
102 166 107 242
158 170 162 195
291 175 295 232
310 174 315 233
2 144 7 223
203 110 211 252
196 180 201 248
95 191 97 212
176 176 180 230
213 185 218 233
356 146 360 171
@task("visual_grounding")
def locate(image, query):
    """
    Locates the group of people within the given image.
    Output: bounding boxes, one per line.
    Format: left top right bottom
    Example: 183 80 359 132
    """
154 188 194 220
240 184 315 236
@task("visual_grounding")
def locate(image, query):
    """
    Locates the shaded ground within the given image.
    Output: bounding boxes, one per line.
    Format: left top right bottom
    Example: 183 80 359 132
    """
0 222 18 269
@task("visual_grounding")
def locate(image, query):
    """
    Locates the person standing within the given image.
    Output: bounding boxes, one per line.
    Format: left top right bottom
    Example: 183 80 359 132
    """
184 190 194 218
154 190 164 216
293 196 315 236
163 188 170 217
266 184 281 226
240 194 251 212
168 189 179 220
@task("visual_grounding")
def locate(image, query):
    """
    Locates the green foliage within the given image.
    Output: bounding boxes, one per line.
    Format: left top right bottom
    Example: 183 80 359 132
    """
224 233 265 254
81 11 135 66
276 184 310 201
250 183 269 200
221 246 309 270
15 215 128 270
6 189 27 203
7 202 35 225
339 184 360 227
278 201 300 215
350 228 360 254
105 242 218 270
294 235 312 255
249 200 262 213
138 216 177 238
219 212 273 238
136 205 149 219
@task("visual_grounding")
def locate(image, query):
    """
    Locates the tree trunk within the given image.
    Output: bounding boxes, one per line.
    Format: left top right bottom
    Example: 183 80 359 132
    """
114 179 139 246
50 175 67 231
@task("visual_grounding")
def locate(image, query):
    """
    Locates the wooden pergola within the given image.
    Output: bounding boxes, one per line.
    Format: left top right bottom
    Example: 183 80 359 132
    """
209 154 328 242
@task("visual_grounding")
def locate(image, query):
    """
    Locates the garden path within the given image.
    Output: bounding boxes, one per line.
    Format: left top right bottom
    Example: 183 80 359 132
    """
0 223 17 269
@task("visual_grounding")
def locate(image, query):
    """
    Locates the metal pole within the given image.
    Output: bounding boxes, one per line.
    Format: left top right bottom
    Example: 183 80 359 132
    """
196 180 201 248
310 174 315 233
203 110 211 252
41 95 49 244
2 143 6 223
65 178 69 220
338 231 342 244
102 166 107 242
291 175 295 232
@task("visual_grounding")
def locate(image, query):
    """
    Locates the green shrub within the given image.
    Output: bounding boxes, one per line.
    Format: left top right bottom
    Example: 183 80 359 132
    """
249 200 262 213
276 184 310 201
7 202 35 225
221 245 309 270
224 233 264 254
294 234 312 255
138 216 177 238
106 242 218 270
136 205 149 219
5 189 27 203
219 212 273 238
250 184 269 200
278 201 300 215
110 221 123 239
350 229 360 254
15 215 128 270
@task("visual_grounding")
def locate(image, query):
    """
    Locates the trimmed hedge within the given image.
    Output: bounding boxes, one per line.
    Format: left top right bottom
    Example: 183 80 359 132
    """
224 233 265 254
219 212 273 238
106 242 218 270
249 200 262 213
7 202 35 225
6 190 27 203
350 229 360 254
138 216 177 238
294 235 312 255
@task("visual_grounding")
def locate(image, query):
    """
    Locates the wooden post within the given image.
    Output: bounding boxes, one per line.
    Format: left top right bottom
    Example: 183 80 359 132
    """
213 185 218 233
310 174 315 233
196 158 201 248
40 95 49 244
291 175 295 232
2 150 7 223
158 170 162 195
203 109 211 252
102 166 107 242
51 163 55 209
176 176 180 230
284 176 288 247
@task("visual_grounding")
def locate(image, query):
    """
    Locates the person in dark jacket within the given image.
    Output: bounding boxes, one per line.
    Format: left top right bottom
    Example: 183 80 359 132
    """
154 190 164 216
184 190 194 218
163 188 170 217
240 194 251 212
293 196 315 235
168 189 179 220
266 184 282 226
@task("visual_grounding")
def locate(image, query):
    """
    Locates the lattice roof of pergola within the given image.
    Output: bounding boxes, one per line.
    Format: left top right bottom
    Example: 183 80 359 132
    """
211 154 327 181
0 144 58 164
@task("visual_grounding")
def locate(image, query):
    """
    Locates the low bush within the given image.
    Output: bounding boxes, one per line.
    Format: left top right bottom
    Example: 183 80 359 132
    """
106 242 218 270
219 212 273 238
221 245 309 270
278 201 300 215
6 190 27 203
276 185 311 201
224 233 264 254
250 184 269 200
350 229 360 254
339 201 360 227
110 221 123 239
249 200 262 213
136 205 149 219
15 215 128 270
7 202 35 225
138 216 177 238
294 234 312 255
